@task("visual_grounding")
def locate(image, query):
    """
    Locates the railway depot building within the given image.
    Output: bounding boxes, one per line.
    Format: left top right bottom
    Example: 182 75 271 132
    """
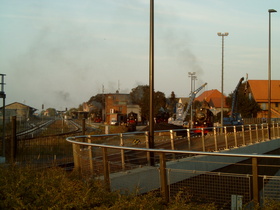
0 102 37 123
246 80 280 119
104 91 141 125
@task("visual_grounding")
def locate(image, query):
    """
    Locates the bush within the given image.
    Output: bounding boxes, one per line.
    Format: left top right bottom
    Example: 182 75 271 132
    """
0 165 218 209
0 165 118 209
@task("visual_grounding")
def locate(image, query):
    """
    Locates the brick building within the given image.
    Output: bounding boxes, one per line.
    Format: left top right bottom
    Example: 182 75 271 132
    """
104 91 141 124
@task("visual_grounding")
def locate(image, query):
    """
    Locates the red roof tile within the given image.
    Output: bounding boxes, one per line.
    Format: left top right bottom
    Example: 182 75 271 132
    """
195 89 228 108
248 80 280 103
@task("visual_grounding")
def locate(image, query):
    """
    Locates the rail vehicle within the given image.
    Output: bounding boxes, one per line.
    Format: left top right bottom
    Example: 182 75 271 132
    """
156 111 169 123
193 105 214 134
94 117 102 123
126 112 138 132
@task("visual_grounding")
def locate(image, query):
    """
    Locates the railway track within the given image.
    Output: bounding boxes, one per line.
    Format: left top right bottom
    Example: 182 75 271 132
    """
16 119 82 140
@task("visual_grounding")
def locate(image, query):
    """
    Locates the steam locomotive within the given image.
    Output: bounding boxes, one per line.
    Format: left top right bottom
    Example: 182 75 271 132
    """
193 105 214 134
127 112 138 132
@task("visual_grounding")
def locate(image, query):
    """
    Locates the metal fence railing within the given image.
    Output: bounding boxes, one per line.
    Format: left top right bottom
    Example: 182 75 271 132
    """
66 128 280 208
0 117 81 167
263 176 280 201
168 169 251 209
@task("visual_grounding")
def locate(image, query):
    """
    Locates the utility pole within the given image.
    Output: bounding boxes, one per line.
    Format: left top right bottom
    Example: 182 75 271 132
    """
217 32 229 129
149 0 155 166
188 72 196 128
0 74 6 158
267 9 277 139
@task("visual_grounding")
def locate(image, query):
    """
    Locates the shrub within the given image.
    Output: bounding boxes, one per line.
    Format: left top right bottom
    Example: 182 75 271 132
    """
0 165 219 209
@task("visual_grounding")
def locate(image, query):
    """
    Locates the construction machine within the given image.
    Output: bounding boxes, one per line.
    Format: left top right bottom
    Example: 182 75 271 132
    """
170 83 207 126
223 77 244 126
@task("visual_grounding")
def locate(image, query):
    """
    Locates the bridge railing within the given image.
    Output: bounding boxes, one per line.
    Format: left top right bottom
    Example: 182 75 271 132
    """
66 123 280 174
66 122 280 208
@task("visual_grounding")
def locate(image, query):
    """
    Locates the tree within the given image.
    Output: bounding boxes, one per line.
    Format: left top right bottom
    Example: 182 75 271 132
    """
87 94 103 120
155 91 166 114
130 85 150 120
130 85 167 121
67 107 78 115
88 94 104 107
226 83 261 118
46 108 56 117
78 104 83 111
167 91 178 116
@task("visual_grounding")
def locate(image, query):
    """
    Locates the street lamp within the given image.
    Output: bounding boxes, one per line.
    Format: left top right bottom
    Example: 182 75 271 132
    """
0 74 6 158
149 0 155 166
188 72 196 128
268 9 277 139
217 32 229 129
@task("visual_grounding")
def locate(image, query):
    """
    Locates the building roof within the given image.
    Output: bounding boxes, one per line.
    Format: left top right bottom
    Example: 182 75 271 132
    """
1 102 37 111
195 89 228 108
248 80 280 103
179 97 190 105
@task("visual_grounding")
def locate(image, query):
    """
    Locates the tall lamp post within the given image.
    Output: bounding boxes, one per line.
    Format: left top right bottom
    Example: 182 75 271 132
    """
0 74 6 158
217 32 229 129
149 0 155 166
188 72 196 128
268 9 277 139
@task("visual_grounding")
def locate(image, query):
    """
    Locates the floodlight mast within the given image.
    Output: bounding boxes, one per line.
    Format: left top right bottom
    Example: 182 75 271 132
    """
267 9 277 139
217 32 229 129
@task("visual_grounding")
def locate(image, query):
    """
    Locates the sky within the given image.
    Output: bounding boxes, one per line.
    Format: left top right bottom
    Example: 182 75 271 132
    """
0 0 280 111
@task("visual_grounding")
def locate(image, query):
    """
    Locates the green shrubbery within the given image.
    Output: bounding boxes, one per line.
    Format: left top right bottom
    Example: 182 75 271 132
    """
0 165 218 209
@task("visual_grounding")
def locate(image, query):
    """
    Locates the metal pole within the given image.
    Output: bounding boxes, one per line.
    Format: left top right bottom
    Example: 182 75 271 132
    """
170 130 175 160
102 147 110 191
224 126 229 150
268 9 277 139
11 116 17 163
120 133 125 170
145 131 151 165
0 74 6 157
255 124 259 143
242 125 246 145
149 0 155 166
188 72 196 128
221 35 224 128
201 128 205 152
217 33 229 130
213 127 218 151
87 137 94 175
159 152 169 203
261 124 265 142
234 126 237 148
249 124 253 144
252 157 259 206
187 129 191 150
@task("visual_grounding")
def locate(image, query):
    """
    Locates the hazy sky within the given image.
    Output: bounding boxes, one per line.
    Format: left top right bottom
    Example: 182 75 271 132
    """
1 0 280 111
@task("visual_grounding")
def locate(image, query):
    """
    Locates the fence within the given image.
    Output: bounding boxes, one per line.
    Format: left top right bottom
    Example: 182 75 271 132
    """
66 123 280 208
168 169 251 209
1 117 81 167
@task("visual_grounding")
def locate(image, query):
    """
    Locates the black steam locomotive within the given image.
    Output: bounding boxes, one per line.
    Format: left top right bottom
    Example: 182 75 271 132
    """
193 106 214 134
127 112 138 132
